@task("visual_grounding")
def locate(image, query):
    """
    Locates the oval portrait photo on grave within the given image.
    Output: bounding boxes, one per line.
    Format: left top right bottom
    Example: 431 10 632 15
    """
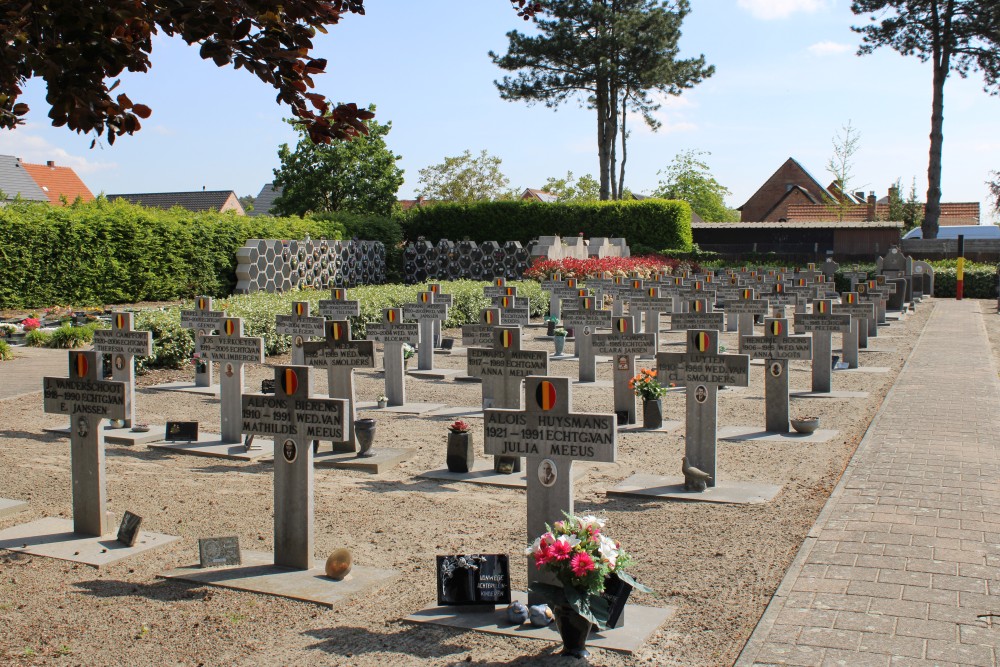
225 363 234 378
294 335 303 348
770 362 783 377
282 439 297 463
695 385 708 404
114 355 125 371
538 459 557 487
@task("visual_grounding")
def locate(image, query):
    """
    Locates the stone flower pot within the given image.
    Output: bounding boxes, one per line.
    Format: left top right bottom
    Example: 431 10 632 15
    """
446 430 474 473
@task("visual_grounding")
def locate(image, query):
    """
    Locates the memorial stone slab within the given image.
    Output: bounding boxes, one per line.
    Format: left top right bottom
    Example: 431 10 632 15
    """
303 320 375 452
629 287 673 350
179 296 224 388
794 300 851 392
482 277 508 298
318 288 361 320
276 301 326 367
562 296 612 382
461 308 502 348
197 318 265 444
725 288 767 339
592 316 656 425
833 293 874 369
403 292 449 371
670 299 725 333
493 294 531 326
484 376 616 602
91 311 153 433
540 274 567 320
366 308 419 407
426 283 454 347
739 319 812 432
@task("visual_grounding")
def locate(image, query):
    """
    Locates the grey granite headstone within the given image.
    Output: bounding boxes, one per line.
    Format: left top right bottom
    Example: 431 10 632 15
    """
367 307 419 406
403 292 448 371
592 316 656 425
179 296 224 388
794 299 851 392
276 301 325 367
739 318 812 433
92 311 152 428
562 296 612 382
197 318 265 444
833 293 874 369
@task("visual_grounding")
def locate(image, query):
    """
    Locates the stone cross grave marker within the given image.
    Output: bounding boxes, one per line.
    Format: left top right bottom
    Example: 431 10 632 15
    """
461 308 501 348
670 298 725 334
586 271 615 305
366 308 419 407
403 292 448 371
91 312 152 428
180 296 224 387
822 258 840 280
198 318 265 443
276 301 325 367
492 292 531 326
592 316 657 425
426 283 453 348
739 318 812 432
794 299 851 392
852 284 877 346
657 330 750 486
242 365 348 569
629 286 673 351
318 287 361 320
724 288 768 339
540 273 566 320
467 326 548 472
551 277 583 322
562 296 612 382
483 375 616 600
43 351 127 536
482 277 508 298
832 292 874 368
303 320 375 452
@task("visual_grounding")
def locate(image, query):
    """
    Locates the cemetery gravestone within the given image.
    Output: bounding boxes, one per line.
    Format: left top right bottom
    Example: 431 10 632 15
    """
739 319 812 433
592 316 657 425
303 320 376 452
461 308 501 349
197 318 265 444
276 301 325 367
483 376 616 602
179 296 224 389
90 312 154 441
629 287 673 353
670 299 725 334
427 284 453 348
493 293 531 327
725 289 767 339
562 296 612 383
833 293 874 369
367 308 420 407
794 300 851 392
403 292 448 372
318 288 361 320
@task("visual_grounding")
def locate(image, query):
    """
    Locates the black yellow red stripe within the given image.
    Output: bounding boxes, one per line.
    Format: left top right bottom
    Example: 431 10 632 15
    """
535 381 557 411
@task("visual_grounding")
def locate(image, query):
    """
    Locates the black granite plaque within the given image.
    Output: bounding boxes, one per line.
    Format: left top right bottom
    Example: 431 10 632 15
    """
602 572 633 629
261 379 276 394
198 536 242 567
436 554 511 606
116 511 143 547
165 421 198 442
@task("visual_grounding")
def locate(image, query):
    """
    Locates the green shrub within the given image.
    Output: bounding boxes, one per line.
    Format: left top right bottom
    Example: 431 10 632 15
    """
47 322 104 349
134 309 195 373
0 199 346 309
24 329 52 347
931 266 994 298
0 340 12 360
401 200 692 252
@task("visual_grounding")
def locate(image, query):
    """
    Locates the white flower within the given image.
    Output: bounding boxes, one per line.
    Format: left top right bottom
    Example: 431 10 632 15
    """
598 534 618 567
556 534 581 549
578 515 606 530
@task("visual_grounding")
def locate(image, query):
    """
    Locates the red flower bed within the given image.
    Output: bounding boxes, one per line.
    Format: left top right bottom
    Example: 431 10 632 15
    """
523 255 700 281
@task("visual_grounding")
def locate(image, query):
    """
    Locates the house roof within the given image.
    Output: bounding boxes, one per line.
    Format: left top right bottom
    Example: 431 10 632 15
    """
785 201 980 225
739 157 835 211
20 160 94 205
521 188 559 203
108 190 242 213
249 182 282 217
758 185 820 221
692 220 904 230
0 155 48 202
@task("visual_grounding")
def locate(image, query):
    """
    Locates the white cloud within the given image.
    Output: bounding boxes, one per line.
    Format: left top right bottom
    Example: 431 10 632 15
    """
808 41 852 56
737 0 827 20
0 127 117 175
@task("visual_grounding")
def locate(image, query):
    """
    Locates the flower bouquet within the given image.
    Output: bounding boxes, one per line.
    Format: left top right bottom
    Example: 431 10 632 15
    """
402 343 415 360
448 419 470 433
628 368 666 400
527 513 651 631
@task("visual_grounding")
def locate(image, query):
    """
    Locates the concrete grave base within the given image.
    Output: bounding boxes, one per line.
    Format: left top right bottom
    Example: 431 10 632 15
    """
607 474 782 505
548 353 576 361
791 391 869 399
617 420 683 434
419 460 587 490
749 360 810 370
453 375 482 383
160 550 397 608
147 381 220 397
571 379 615 389
0 517 179 566
405 590 674 655
356 400 446 415
406 369 465 381
43 423 166 445
148 434 274 461
426 406 484 419
834 366 891 374
314 448 413 473
717 426 838 443
0 498 28 519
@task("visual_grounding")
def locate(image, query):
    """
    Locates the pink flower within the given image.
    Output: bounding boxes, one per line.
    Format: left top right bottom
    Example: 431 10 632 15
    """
21 317 40 331
533 544 551 568
548 539 573 561
570 552 595 577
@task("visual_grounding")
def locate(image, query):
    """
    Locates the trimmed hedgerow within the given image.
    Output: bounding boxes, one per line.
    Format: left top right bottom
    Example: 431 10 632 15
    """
400 199 692 253
0 198 346 309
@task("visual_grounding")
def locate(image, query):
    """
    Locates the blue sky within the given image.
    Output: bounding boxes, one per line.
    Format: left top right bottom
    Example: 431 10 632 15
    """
1 0 996 219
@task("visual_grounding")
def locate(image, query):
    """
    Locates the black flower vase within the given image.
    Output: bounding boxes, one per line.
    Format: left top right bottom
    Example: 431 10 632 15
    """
446 431 474 473
643 398 663 430
354 418 376 458
553 604 592 659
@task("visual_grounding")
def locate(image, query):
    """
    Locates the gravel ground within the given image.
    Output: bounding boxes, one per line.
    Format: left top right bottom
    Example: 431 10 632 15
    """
0 300 934 666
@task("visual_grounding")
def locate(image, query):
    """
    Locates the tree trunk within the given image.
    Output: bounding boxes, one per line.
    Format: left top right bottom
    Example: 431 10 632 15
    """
597 77 611 200
923 58 947 239
608 82 619 200
618 93 628 197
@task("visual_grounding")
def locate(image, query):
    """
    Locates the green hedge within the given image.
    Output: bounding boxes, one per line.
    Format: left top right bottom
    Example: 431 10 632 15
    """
0 199 346 309
400 200 693 253
932 267 995 298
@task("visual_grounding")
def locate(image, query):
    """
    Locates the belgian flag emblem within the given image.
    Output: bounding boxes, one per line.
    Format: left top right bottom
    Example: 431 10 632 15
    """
505 287 516 296
495 278 504 286
501 297 511 308
484 310 495 324
632 280 641 289
386 309 397 323
776 283 784 293
333 289 344 300
693 301 703 312
74 353 89 378
742 289 752 300
295 302 306 316
431 284 440 293
817 301 827 314
535 380 557 411
648 287 657 297
846 293 856 304
730 276 737 285
280 368 299 396
224 319 236 336
770 320 783 336
693 331 710 352
197 297 208 310
797 278 805 287
567 278 577 288
501 330 514 349
421 292 430 303
332 322 344 341
582 297 593 310
116 313 126 330
705 274 713 283
616 318 628 333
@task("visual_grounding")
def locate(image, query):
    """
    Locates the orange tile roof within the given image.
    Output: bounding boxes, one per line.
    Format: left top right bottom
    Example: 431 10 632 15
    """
20 161 94 206
784 202 980 224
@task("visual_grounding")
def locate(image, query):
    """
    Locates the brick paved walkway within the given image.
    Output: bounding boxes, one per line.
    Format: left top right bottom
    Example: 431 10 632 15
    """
737 300 1000 667
0 346 68 400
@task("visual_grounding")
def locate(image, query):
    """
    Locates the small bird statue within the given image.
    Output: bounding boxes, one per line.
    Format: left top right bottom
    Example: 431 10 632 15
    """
682 456 712 492
529 604 554 626
506 600 529 624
